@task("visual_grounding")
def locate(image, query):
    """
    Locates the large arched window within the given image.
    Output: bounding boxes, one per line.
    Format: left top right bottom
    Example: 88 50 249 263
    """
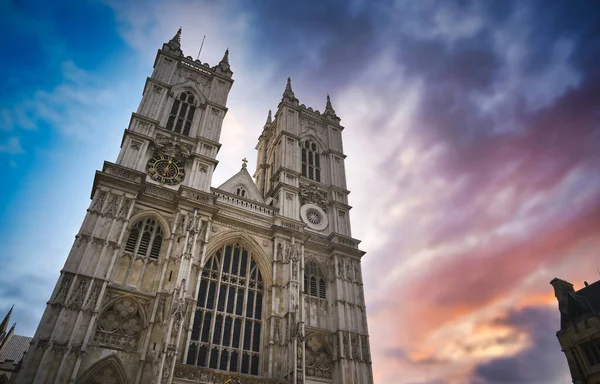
166 91 197 136
187 243 264 376
301 139 321 182
124 218 163 259
304 260 326 299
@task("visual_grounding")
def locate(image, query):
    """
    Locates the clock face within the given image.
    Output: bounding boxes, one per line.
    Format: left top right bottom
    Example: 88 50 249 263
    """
146 154 185 185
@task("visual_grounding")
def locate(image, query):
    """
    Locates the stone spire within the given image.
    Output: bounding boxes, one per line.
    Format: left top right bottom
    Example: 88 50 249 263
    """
265 109 272 125
281 77 299 105
163 27 183 56
0 305 13 336
323 93 340 122
215 48 233 77
221 48 229 64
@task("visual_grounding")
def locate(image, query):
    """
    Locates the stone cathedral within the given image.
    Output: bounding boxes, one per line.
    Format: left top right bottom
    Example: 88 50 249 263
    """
16 29 373 384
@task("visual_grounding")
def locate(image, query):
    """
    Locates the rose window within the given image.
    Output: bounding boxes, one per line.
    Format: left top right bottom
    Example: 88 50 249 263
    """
306 209 322 225
300 204 328 231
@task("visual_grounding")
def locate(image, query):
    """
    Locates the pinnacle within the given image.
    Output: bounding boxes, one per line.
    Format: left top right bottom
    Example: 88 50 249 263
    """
266 109 272 124
282 77 297 104
326 94 333 110
173 27 182 43
324 93 338 120
221 48 229 64
0 305 13 334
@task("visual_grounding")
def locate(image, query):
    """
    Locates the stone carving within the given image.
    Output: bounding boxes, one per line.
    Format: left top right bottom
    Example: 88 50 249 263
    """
103 194 119 218
66 277 87 310
130 140 142 150
94 297 144 350
105 166 141 183
343 332 350 358
155 295 166 324
351 333 359 360
305 333 332 379
154 133 193 159
53 275 73 306
276 242 282 262
91 191 107 213
153 84 163 93
85 281 102 312
299 184 329 211
175 66 211 88
361 335 369 362
118 198 131 218
274 318 281 345
144 186 175 201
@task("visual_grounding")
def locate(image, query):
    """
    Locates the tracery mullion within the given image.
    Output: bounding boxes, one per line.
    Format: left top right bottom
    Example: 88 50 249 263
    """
238 251 251 372
207 244 225 365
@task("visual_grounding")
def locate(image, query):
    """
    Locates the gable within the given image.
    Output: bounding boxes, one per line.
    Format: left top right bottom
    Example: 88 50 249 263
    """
216 167 265 203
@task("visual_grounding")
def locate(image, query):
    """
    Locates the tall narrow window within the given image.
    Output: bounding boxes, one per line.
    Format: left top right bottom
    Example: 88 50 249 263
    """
303 260 326 299
301 139 321 182
187 243 264 375
166 91 196 136
124 218 163 259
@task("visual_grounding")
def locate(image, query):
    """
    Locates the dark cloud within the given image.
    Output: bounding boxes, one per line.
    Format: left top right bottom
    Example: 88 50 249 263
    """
471 306 568 383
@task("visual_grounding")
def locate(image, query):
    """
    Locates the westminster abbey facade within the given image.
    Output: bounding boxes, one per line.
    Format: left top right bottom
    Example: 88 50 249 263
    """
15 29 373 384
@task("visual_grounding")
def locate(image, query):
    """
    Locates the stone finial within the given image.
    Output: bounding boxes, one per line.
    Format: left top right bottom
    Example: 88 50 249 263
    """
242 158 248 169
550 278 575 310
265 110 272 125
324 93 340 122
215 48 232 77
163 27 183 56
173 27 182 43
282 77 298 105
221 48 229 64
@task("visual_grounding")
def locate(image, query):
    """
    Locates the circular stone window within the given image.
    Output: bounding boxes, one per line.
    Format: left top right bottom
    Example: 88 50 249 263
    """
300 204 328 231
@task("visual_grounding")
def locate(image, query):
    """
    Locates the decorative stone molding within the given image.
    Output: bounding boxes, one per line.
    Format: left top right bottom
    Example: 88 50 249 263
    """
305 332 333 379
153 133 193 159
299 184 329 211
144 186 176 201
105 164 143 183
173 364 288 383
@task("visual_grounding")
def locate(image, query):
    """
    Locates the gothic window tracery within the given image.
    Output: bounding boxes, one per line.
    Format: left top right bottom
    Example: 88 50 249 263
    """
166 91 196 136
305 334 333 379
124 218 163 260
187 243 264 376
302 139 321 182
304 260 326 299
94 297 144 350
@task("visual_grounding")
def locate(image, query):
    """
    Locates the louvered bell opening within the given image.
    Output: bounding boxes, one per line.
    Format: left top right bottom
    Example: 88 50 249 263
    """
124 228 139 253
310 276 317 296
319 278 326 299
149 235 162 259
137 232 151 257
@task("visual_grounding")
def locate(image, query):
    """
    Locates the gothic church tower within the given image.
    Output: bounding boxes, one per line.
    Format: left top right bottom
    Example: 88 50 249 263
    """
17 29 373 384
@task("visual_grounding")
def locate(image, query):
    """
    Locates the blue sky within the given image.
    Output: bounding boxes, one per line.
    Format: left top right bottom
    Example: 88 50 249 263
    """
2 1 600 383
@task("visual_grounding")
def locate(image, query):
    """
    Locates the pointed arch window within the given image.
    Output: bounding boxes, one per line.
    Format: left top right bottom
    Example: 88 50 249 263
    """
166 91 197 136
301 139 321 182
124 218 163 259
187 243 264 376
235 187 247 197
304 260 326 299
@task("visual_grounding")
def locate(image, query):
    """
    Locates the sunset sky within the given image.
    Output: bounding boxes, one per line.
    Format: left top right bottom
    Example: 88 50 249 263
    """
2 1 600 383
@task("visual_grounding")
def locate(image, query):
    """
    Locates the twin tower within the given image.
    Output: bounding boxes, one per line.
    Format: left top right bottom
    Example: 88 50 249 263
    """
16 29 373 384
